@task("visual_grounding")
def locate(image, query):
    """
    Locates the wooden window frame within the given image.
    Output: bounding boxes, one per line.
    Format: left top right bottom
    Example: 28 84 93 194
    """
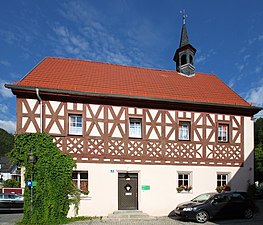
218 124 229 142
178 121 191 141
72 171 89 192
68 114 83 135
177 171 192 188
129 118 142 139
217 173 229 187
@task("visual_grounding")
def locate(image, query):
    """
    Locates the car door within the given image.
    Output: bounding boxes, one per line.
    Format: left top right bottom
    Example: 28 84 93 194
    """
210 194 231 218
0 194 8 209
227 193 247 218
10 194 23 209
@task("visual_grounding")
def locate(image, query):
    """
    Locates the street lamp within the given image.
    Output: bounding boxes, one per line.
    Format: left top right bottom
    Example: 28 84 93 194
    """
28 150 36 213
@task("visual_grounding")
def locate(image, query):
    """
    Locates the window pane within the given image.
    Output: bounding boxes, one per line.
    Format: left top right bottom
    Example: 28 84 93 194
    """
72 172 77 179
80 172 88 179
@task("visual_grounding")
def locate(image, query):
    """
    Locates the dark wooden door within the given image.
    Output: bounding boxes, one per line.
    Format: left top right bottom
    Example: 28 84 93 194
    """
118 173 138 210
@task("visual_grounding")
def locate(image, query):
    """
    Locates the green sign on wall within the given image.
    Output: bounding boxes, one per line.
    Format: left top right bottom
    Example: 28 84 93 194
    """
141 185 150 190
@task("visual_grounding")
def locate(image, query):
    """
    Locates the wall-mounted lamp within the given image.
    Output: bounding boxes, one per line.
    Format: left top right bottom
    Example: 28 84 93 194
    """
28 152 36 163
125 172 130 180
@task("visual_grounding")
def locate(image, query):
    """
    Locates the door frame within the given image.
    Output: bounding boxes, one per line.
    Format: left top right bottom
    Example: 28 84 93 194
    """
118 172 139 210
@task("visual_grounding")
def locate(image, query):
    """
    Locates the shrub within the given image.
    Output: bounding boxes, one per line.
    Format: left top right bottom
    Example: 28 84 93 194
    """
3 179 20 188
9 133 76 225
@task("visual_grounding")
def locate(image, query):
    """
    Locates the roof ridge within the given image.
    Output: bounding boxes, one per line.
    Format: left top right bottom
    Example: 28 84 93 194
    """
44 56 214 76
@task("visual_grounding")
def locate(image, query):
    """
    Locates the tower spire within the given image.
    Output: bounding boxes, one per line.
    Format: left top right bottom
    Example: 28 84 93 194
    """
179 10 189 48
173 10 196 76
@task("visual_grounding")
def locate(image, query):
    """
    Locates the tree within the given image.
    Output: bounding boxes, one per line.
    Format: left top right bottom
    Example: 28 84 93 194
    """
0 128 14 156
255 118 263 183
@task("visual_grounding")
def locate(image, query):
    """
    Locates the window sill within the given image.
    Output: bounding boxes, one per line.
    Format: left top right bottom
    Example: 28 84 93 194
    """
68 133 83 137
80 195 92 200
177 190 193 194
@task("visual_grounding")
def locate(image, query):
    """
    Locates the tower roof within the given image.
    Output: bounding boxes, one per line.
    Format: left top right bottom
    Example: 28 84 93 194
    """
179 23 190 48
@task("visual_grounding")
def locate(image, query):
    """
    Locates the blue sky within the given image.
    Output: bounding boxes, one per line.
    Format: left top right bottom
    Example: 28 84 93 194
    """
0 0 263 133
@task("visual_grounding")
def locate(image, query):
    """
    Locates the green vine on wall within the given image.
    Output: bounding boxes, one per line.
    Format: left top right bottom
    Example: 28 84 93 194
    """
9 133 77 225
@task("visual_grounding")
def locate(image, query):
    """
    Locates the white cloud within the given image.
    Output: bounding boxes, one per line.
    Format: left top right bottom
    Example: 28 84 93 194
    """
0 80 13 98
254 65 262 74
195 49 216 65
246 81 263 119
0 104 8 113
0 60 11 67
246 82 263 106
53 0 154 68
0 120 16 134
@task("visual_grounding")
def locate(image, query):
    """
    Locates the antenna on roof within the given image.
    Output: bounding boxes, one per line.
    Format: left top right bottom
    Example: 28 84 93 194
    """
180 9 187 25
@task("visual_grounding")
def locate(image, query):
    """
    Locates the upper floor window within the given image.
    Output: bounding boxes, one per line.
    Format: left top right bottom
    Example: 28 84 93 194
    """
129 118 142 138
218 124 229 142
178 121 190 140
69 115 83 135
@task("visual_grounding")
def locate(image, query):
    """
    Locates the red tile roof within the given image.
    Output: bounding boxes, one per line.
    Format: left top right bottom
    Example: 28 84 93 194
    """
13 57 250 107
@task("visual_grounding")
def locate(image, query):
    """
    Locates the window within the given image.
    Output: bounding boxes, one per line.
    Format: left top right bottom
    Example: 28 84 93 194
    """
178 172 191 187
69 115 83 135
178 121 190 140
181 54 187 65
217 173 228 187
129 118 142 138
218 124 229 142
72 171 88 192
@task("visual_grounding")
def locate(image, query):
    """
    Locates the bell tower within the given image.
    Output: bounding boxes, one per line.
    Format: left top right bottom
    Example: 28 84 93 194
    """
173 11 196 76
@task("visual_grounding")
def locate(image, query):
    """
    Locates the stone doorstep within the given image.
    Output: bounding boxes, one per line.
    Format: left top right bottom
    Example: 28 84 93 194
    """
105 210 156 220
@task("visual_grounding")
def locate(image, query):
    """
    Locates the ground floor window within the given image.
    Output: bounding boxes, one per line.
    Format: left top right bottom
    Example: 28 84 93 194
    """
217 173 228 186
72 171 88 192
177 172 192 192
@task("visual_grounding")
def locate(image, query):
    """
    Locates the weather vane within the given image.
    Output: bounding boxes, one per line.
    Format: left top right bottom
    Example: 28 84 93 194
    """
180 9 188 25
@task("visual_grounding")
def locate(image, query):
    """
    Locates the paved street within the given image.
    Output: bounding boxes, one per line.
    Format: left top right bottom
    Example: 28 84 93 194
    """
0 213 23 225
1 200 263 225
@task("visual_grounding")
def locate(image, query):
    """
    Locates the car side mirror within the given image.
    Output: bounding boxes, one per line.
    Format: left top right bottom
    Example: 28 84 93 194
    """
211 200 218 205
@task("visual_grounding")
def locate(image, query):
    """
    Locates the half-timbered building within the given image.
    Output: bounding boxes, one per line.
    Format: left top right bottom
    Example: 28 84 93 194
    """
6 20 261 217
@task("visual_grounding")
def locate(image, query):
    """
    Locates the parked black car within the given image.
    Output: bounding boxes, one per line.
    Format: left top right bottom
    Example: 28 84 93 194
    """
173 192 255 223
0 193 23 212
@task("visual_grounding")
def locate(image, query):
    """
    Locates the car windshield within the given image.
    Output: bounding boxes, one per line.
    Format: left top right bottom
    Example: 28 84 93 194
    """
191 193 215 203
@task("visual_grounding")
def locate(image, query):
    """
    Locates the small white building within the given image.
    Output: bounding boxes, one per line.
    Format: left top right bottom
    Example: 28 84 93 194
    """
0 156 21 183
6 20 261 217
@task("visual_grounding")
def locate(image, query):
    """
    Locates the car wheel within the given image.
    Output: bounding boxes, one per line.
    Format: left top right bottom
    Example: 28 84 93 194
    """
196 210 209 223
244 208 253 219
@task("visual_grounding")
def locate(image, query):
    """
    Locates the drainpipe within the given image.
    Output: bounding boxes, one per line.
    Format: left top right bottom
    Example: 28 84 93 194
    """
36 88 43 133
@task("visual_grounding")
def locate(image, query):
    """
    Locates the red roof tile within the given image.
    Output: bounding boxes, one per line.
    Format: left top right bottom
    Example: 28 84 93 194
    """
13 57 250 107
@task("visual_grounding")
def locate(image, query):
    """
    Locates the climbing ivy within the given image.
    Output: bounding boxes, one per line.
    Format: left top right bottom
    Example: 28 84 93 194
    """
9 133 77 225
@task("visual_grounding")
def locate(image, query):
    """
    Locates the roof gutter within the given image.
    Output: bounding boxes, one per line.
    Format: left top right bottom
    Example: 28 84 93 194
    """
5 84 262 116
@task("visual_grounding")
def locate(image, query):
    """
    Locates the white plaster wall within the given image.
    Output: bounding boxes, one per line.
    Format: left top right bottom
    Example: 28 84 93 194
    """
68 162 251 217
229 116 254 190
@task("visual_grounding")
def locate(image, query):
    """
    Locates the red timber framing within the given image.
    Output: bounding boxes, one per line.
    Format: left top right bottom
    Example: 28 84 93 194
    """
16 97 245 167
